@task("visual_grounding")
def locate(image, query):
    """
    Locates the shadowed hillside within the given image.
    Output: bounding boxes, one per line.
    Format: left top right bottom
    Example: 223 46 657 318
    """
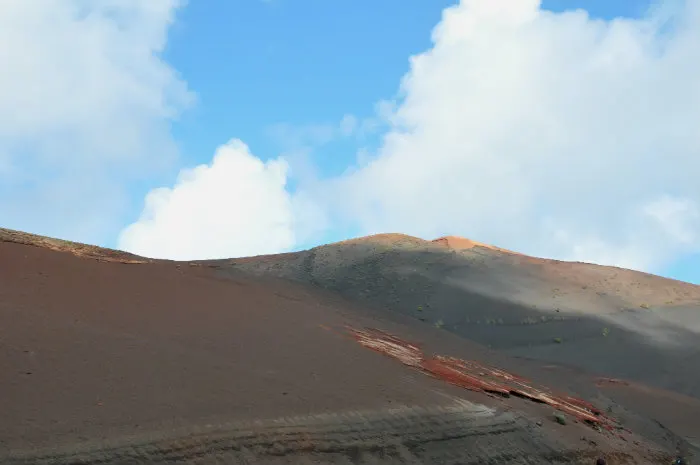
217 233 700 399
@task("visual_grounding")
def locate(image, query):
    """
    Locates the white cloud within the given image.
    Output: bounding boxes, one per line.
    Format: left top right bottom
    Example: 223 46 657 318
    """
643 195 700 246
267 122 338 150
0 0 192 244
339 114 358 136
118 140 296 260
267 110 387 154
314 0 700 272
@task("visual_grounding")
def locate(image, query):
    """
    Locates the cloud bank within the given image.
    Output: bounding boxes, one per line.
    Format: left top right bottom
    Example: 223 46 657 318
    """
325 0 700 271
0 0 191 244
122 0 700 273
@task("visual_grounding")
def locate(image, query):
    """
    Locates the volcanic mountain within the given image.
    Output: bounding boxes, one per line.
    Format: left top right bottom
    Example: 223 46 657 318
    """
1 227 699 464
221 233 700 398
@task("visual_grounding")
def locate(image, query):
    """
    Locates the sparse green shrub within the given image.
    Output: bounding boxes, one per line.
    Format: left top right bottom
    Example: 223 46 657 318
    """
640 303 650 309
553 337 563 344
602 327 610 337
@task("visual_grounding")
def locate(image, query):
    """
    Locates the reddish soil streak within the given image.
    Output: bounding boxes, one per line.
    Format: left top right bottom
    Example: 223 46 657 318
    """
349 327 620 431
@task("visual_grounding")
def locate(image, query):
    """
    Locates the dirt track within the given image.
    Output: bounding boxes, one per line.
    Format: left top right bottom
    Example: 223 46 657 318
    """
0 233 697 463
7 402 638 465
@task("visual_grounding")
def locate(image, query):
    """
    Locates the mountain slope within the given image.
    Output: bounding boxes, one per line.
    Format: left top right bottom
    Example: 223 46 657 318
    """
0 227 149 263
3 228 699 462
4 231 682 464
218 233 700 398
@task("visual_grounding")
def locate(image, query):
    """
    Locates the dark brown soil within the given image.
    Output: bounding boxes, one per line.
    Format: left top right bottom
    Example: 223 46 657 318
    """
1 232 697 464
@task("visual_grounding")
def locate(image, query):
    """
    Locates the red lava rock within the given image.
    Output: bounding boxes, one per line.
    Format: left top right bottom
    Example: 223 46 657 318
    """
349 327 620 432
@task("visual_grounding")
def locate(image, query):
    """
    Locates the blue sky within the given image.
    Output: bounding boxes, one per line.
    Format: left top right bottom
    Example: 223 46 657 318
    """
162 0 454 180
1 0 698 284
164 0 655 181
163 0 697 284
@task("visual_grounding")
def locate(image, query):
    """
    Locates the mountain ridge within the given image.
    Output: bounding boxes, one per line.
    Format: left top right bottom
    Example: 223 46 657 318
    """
2 225 699 461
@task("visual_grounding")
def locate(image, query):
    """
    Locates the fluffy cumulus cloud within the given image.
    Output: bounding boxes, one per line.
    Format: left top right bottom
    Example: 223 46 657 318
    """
114 0 700 269
118 140 296 260
318 0 700 272
0 0 192 243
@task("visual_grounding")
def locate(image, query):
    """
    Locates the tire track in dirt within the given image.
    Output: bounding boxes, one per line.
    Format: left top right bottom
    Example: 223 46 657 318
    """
1 401 640 464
